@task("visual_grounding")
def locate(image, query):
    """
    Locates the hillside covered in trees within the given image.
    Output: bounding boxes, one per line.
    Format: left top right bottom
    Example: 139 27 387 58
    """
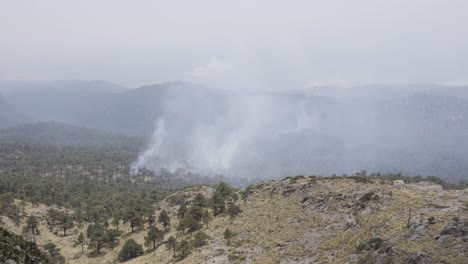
1 175 467 263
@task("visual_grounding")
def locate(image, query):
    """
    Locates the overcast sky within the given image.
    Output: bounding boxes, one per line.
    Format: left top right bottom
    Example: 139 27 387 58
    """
1 0 468 89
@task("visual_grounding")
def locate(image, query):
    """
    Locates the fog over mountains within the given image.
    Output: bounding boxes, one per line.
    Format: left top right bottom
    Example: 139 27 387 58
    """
1 80 468 182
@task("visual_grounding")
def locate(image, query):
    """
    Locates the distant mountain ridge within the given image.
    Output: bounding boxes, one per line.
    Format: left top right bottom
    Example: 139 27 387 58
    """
0 92 29 129
0 80 127 128
306 83 468 99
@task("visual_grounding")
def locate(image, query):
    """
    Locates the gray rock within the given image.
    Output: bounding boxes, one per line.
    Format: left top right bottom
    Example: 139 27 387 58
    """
393 180 405 185
440 217 468 237
453 244 464 249
437 235 450 245
408 251 427 264
415 225 427 235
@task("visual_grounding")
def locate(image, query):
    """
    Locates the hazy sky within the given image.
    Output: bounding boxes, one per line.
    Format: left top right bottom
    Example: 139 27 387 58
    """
1 0 468 89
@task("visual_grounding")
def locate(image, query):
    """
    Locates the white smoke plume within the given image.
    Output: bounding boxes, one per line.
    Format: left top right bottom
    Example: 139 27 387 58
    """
130 82 468 184
130 84 313 178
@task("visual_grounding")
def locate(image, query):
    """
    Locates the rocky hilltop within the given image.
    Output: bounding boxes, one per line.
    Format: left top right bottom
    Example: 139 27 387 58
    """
1 177 467 263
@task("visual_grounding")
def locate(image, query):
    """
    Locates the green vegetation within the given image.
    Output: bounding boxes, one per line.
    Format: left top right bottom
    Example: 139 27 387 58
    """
359 172 468 190
356 237 384 253
227 250 246 261
227 203 242 218
23 215 40 237
87 223 107 254
1 129 466 263
47 209 74 236
224 228 235 245
0 227 51 263
193 231 209 248
211 182 239 216
76 232 85 253
176 239 191 260
118 239 143 262
165 236 177 256
144 226 164 250
158 210 171 231
43 242 65 263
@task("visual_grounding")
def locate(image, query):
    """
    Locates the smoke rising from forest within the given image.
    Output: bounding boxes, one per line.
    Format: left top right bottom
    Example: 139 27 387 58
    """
130 83 468 183
131 89 303 177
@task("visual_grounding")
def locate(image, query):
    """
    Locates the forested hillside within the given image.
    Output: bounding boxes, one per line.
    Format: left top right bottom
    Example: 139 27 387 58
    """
0 122 146 151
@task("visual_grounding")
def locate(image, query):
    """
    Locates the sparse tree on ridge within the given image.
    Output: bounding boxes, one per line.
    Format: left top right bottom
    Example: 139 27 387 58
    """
166 236 177 256
158 210 171 231
76 232 85 253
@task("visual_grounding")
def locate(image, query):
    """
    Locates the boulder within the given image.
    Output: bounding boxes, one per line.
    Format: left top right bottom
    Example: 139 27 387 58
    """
393 180 405 185
436 235 450 245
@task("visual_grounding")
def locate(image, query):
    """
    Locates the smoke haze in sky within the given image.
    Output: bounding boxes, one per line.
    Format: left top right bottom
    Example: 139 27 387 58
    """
1 0 468 89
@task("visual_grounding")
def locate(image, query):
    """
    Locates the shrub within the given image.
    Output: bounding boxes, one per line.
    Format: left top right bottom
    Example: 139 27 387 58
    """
118 239 143 262
193 231 209 248
227 204 241 218
177 239 191 260
359 192 375 203
356 237 384 253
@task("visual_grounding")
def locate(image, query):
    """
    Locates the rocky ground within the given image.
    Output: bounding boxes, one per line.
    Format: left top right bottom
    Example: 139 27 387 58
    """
1 177 467 263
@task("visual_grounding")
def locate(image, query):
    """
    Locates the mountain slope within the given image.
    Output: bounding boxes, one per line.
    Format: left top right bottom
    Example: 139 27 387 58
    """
174 178 467 263
2 178 466 263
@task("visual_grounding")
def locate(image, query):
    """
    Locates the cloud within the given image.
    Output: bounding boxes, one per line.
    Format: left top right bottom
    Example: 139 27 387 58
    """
186 57 234 78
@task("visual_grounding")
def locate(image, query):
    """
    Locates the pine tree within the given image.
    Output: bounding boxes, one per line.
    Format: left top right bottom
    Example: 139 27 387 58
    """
202 210 212 228
227 203 241 218
158 210 171 231
192 193 207 208
24 215 40 236
123 209 142 232
166 236 177 256
144 226 164 250
224 228 234 245
87 223 106 254
76 232 85 253
177 204 187 219
177 239 191 260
